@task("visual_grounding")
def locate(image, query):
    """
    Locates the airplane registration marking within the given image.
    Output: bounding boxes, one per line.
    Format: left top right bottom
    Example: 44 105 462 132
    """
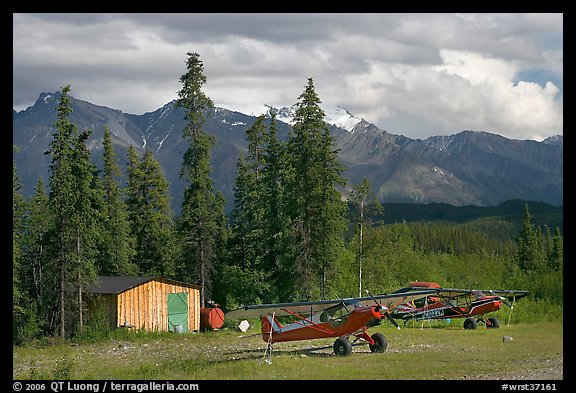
418 308 445 319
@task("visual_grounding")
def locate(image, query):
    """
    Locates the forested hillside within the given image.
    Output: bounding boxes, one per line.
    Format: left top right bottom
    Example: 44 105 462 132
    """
375 200 562 231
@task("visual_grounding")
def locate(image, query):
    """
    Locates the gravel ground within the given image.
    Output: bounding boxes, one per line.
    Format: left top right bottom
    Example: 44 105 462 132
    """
459 354 563 380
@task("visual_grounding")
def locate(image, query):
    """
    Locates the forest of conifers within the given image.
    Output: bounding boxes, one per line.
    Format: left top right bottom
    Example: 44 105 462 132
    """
12 52 563 344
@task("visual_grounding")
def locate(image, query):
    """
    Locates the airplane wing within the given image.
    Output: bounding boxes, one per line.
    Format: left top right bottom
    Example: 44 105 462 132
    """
392 284 530 300
225 298 355 319
479 289 530 301
225 289 438 319
392 285 474 299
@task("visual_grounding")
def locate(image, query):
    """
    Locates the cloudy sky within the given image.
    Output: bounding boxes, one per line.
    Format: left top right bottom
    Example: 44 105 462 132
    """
13 13 563 141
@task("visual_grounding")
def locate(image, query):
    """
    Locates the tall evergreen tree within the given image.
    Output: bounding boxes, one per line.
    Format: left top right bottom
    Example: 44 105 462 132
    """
230 115 267 271
175 52 227 307
286 78 347 300
316 122 347 298
69 129 101 332
42 86 101 337
516 203 540 272
260 112 292 302
46 85 78 338
223 115 272 306
549 227 563 271
230 155 253 267
99 127 137 275
125 147 176 277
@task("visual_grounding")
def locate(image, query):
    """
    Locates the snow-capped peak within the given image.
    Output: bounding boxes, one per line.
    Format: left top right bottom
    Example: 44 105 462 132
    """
262 104 362 131
324 106 362 132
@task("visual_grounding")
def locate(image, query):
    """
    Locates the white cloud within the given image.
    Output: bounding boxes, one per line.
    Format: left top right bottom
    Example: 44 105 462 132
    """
436 50 518 84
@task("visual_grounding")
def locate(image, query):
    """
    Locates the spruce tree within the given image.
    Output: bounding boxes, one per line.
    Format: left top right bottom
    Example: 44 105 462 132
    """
286 78 347 300
230 115 267 272
46 85 78 338
549 228 563 271
99 127 137 275
43 86 101 337
230 155 253 267
516 203 539 272
260 112 292 302
224 115 272 305
175 52 227 307
125 147 176 277
69 129 101 332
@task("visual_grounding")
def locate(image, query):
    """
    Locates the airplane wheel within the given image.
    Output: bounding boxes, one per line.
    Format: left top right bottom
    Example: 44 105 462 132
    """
486 317 500 329
369 332 387 353
463 318 478 330
333 337 352 356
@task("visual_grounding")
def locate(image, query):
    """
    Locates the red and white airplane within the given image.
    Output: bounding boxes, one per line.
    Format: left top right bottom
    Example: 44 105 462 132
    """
225 289 437 356
389 281 530 329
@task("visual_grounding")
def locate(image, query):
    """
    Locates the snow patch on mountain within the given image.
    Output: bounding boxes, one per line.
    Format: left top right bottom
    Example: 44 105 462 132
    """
221 118 247 126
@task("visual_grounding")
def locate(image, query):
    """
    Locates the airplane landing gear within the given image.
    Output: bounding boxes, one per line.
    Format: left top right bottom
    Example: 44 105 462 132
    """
368 332 387 353
463 317 478 330
486 317 500 328
333 336 352 356
464 316 501 329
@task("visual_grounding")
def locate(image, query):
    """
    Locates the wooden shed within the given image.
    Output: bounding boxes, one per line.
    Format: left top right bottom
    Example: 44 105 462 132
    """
89 276 201 332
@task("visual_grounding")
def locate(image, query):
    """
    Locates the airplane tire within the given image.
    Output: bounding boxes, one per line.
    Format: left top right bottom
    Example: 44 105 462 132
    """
369 332 387 353
486 317 500 329
333 337 352 356
463 318 478 330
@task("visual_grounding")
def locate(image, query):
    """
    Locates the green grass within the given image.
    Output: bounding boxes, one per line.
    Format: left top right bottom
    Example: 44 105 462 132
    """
13 321 562 380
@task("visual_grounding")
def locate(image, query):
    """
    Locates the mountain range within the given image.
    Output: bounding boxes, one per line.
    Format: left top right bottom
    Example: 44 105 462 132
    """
12 92 563 214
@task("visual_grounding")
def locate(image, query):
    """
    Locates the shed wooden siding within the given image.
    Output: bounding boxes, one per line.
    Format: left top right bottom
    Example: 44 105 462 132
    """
115 279 200 332
100 294 118 329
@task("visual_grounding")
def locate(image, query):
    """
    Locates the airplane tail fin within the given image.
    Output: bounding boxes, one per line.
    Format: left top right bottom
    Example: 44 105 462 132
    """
261 314 282 335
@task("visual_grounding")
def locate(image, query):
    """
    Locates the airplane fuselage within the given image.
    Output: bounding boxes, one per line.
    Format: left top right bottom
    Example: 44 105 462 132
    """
391 296 502 321
260 305 384 343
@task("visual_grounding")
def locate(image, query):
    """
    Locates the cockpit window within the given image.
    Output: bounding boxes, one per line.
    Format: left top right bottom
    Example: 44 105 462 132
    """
319 304 350 327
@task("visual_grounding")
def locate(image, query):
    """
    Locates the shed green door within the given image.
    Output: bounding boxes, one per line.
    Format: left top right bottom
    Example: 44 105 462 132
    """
167 292 188 332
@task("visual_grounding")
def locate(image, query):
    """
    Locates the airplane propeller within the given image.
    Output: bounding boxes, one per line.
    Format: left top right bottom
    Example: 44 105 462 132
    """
384 311 401 329
366 289 401 330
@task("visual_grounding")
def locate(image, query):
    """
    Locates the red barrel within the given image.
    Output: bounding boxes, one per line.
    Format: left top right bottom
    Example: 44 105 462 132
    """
200 307 225 330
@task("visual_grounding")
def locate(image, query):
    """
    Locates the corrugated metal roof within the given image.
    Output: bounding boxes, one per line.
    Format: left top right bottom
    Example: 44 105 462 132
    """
89 276 201 294
89 276 156 294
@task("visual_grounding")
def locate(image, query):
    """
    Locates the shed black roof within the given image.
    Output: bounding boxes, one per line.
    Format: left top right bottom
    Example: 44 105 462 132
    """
89 276 199 294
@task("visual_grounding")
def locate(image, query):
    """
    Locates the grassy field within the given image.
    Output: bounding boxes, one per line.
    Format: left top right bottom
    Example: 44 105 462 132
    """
13 321 563 380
